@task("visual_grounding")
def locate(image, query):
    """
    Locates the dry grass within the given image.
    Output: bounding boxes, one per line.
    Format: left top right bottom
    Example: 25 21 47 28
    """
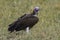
0 0 60 40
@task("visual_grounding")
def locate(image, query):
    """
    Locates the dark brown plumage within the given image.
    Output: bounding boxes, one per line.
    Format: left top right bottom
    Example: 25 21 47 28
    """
8 7 39 33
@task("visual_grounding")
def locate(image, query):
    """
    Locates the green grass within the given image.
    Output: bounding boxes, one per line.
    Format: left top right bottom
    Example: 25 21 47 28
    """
0 0 60 40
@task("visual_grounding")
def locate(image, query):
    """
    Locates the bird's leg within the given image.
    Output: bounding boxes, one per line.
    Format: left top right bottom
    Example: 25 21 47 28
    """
26 27 29 33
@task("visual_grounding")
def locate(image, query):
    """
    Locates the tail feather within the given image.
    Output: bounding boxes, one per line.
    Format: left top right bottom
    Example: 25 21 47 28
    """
8 22 16 33
8 26 15 33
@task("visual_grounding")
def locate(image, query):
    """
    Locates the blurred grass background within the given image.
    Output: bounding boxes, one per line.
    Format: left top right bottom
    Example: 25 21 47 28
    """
0 0 60 40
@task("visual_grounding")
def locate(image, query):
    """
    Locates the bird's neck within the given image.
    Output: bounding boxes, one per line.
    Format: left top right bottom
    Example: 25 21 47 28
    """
31 11 38 16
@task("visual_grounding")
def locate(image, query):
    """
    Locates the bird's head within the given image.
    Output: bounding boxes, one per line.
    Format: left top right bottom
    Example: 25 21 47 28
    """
34 7 40 12
33 7 40 15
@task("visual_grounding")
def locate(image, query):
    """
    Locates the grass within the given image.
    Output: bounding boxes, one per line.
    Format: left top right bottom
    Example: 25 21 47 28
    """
0 0 60 40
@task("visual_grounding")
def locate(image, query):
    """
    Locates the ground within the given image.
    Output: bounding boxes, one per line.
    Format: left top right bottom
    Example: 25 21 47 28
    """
0 0 60 40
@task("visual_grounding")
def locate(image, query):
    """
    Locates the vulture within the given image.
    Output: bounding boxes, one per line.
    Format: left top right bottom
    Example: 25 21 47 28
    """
8 7 40 33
